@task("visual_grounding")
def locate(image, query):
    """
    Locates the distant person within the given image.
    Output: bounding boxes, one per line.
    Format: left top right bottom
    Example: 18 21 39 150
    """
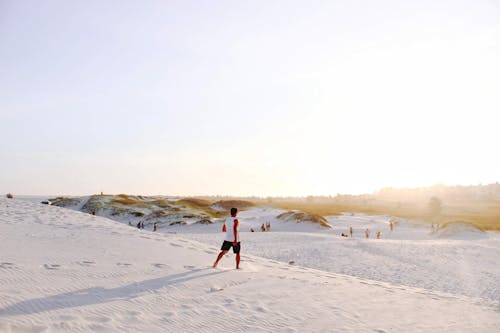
213 207 240 269
261 223 266 232
6 193 13 199
91 211 96 216
349 226 353 237
389 221 394 232
153 223 158 232
266 222 271 231
137 222 141 229
141 221 144 229
250 228 255 232
365 228 370 239
376 231 381 239
341 233 348 237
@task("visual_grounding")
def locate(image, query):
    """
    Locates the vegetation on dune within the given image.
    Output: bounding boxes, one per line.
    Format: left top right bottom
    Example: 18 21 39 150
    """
150 199 171 209
176 198 212 207
213 200 255 210
132 211 145 217
110 195 172 210
170 220 187 225
109 206 133 216
112 194 144 206
165 198 257 218
277 211 331 228
149 210 170 218
82 196 109 213
52 195 257 221
175 198 222 218
195 218 213 224
50 197 82 207
270 200 380 217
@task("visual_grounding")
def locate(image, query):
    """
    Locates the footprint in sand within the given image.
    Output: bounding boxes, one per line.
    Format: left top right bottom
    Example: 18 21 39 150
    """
0 262 15 269
76 261 96 267
116 263 132 267
183 265 196 269
43 264 61 270
151 263 168 269
254 306 268 313
170 243 183 247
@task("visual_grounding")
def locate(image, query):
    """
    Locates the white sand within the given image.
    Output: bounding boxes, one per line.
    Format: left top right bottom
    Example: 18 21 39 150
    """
1 199 499 332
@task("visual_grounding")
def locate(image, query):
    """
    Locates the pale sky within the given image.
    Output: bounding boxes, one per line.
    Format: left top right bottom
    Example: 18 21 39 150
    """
1 0 499 197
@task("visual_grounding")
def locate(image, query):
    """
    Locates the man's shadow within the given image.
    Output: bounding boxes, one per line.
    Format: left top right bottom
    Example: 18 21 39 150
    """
0 268 224 316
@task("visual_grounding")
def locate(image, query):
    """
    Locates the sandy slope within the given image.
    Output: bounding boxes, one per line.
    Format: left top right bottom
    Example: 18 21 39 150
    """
0 199 499 332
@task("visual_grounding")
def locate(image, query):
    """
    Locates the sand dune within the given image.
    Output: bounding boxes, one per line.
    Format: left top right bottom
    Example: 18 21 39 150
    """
1 199 499 332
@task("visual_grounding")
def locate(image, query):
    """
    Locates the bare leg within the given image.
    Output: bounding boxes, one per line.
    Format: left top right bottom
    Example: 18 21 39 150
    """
235 253 240 269
213 251 227 268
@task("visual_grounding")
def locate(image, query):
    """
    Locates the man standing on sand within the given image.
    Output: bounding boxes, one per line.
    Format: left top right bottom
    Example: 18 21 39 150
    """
213 207 240 269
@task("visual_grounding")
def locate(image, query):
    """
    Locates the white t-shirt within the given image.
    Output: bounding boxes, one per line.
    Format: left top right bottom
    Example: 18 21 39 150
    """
224 216 240 242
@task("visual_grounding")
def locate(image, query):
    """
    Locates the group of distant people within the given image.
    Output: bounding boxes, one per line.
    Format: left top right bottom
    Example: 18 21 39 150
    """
133 221 158 231
363 229 382 239
249 222 271 233
342 220 395 239
341 226 353 237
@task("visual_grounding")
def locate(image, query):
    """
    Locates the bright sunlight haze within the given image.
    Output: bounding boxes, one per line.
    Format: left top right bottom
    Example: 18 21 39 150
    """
1 0 498 196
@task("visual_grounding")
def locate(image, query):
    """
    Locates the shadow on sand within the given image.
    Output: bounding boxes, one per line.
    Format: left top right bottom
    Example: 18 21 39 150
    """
0 268 224 316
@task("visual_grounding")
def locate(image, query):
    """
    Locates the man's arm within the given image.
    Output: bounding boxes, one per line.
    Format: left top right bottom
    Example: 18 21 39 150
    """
222 224 226 232
233 219 239 245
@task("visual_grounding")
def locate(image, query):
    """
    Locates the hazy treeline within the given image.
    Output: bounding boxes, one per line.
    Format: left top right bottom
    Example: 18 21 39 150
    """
196 183 500 204
376 183 500 202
